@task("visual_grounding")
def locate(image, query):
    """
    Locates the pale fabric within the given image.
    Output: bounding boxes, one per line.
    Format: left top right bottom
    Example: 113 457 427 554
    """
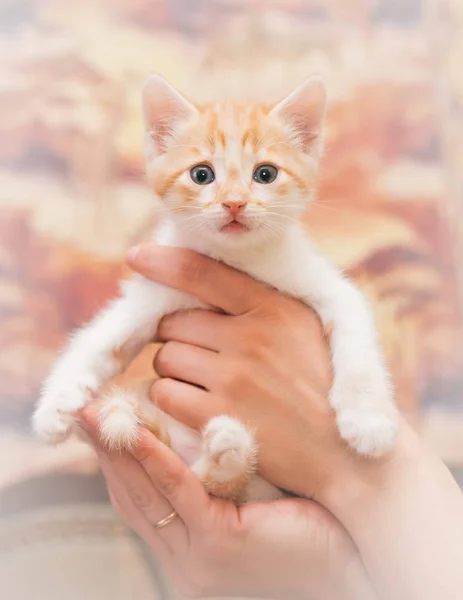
0 504 165 600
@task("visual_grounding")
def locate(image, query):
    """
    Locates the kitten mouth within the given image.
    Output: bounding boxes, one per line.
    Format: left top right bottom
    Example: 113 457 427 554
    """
220 220 249 233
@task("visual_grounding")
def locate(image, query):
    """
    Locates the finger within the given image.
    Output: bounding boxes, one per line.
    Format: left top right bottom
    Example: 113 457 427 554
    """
129 427 212 531
158 309 235 352
154 341 220 389
126 245 269 315
82 407 189 553
100 456 172 561
151 378 222 431
151 378 220 431
103 451 188 551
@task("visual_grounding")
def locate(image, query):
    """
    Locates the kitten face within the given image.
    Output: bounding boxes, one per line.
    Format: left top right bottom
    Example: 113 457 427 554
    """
143 76 326 247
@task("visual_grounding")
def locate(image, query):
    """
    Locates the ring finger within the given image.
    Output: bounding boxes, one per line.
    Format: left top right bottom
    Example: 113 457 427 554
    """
99 454 172 559
82 407 188 554
101 450 187 553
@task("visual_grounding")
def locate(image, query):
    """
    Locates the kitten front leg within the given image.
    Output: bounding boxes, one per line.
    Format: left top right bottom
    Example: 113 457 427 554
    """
33 278 192 444
290 245 398 457
322 282 398 456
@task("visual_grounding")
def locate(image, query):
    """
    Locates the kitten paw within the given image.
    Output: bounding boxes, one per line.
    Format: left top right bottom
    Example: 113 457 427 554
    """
202 416 257 482
33 403 74 444
33 388 89 444
336 408 398 457
98 394 140 450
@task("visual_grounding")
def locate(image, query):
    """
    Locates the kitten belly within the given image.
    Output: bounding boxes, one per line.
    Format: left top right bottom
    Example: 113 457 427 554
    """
165 413 203 465
140 395 203 465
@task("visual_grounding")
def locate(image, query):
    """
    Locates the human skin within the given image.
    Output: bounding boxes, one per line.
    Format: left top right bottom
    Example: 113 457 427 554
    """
86 244 463 600
82 411 377 600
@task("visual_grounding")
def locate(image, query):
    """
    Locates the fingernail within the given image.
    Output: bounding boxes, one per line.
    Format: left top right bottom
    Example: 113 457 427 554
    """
126 246 140 263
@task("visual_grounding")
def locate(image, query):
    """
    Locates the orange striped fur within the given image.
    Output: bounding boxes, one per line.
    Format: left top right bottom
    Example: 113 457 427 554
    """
143 77 326 243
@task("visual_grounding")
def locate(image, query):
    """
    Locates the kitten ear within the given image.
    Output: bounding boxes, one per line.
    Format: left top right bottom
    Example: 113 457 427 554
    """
270 77 326 154
142 74 198 154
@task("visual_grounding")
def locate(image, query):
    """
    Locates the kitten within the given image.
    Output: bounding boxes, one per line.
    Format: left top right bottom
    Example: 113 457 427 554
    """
33 75 398 504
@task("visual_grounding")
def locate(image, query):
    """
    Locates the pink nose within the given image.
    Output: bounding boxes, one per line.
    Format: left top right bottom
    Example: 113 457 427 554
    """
222 200 246 218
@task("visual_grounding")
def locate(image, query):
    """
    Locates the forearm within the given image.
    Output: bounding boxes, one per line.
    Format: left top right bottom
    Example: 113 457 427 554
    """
322 421 463 600
341 553 379 600
279 541 378 600
322 551 379 600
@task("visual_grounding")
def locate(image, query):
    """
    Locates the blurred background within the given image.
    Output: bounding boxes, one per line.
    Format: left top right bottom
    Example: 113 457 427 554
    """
0 0 462 598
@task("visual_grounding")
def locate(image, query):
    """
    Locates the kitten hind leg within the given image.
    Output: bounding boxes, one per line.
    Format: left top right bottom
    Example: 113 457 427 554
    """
98 394 277 504
192 416 258 502
96 379 170 450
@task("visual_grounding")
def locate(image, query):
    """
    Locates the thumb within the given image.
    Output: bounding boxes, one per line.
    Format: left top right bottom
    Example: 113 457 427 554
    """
126 244 269 316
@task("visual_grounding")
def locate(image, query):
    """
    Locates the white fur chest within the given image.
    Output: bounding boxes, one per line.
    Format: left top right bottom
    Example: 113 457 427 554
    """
153 218 315 303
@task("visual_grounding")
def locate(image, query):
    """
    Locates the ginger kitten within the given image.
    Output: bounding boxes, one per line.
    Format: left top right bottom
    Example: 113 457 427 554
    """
33 75 398 503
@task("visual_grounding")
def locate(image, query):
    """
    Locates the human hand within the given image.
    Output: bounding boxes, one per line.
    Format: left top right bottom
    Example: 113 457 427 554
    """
126 244 384 501
126 245 463 600
81 407 376 600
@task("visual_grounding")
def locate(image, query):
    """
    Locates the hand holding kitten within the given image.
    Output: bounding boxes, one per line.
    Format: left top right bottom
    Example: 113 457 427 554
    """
128 244 396 501
81 407 377 600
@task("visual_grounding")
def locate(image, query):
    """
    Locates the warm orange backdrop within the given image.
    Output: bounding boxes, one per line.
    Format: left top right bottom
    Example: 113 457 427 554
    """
1 0 462 490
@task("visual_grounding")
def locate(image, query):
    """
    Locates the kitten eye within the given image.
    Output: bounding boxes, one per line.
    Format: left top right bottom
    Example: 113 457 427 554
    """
190 164 215 185
253 164 278 184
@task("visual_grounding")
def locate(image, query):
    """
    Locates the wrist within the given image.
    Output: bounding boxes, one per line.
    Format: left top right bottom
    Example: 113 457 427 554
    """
319 419 463 600
319 418 432 523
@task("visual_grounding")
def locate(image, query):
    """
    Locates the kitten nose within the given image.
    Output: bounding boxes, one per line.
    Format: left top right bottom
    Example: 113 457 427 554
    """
222 200 246 218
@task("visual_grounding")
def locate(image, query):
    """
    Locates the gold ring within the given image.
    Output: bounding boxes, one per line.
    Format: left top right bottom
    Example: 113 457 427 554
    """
154 510 177 530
